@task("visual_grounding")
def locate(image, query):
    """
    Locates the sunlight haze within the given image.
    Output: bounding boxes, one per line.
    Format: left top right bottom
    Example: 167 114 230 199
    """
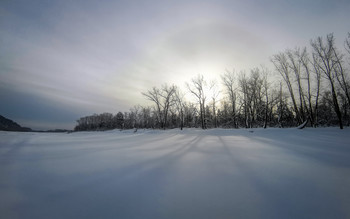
1 0 349 129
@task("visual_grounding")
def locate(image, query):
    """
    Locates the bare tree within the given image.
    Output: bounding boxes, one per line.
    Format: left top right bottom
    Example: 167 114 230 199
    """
298 47 315 126
333 41 350 112
261 67 270 128
271 52 301 124
209 80 220 128
311 52 322 127
287 48 307 122
142 87 162 128
174 88 185 130
221 70 237 128
311 33 343 129
186 75 207 129
130 105 141 129
115 112 124 129
248 68 265 128
238 72 249 128
142 84 176 129
278 81 283 127
345 32 350 55
183 102 197 128
238 70 263 128
160 84 177 129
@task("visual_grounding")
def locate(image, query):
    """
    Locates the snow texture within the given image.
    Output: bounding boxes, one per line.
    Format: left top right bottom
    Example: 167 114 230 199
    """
1 128 350 219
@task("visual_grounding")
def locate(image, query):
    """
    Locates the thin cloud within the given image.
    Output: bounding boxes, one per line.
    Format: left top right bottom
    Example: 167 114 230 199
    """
1 0 349 129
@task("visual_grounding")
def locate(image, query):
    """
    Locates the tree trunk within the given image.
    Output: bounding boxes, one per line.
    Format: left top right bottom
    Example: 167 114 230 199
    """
330 82 343 129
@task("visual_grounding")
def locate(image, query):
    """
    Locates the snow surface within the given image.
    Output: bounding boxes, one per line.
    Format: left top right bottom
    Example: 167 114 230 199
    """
1 128 350 219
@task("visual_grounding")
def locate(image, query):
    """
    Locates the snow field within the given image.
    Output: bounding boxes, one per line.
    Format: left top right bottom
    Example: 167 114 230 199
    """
1 128 350 219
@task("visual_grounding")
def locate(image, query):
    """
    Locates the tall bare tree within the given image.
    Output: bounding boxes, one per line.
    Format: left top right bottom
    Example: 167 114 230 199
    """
249 69 261 128
272 52 301 124
311 33 343 129
186 75 207 129
209 80 220 128
174 88 185 130
333 41 350 111
221 70 237 128
238 72 250 128
261 67 270 128
311 52 322 127
298 47 315 126
287 48 307 122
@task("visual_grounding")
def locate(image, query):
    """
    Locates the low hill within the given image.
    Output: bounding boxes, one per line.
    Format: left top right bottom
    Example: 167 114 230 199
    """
0 115 32 132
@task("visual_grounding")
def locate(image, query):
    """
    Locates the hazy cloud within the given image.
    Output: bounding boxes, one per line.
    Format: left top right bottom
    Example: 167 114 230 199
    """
1 0 349 129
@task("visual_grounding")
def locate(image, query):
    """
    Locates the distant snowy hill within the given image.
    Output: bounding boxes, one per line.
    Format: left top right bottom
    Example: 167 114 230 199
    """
0 115 31 131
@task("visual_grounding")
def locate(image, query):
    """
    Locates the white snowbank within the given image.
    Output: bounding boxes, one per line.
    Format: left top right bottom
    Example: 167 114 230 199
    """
1 128 350 218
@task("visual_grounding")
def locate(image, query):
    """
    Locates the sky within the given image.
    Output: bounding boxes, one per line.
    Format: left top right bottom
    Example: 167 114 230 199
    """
1 0 349 130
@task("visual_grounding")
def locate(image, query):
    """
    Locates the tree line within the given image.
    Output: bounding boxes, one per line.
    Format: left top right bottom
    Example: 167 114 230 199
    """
74 33 350 131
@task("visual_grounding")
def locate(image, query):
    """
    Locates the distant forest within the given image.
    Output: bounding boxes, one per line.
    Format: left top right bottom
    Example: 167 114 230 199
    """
75 33 350 131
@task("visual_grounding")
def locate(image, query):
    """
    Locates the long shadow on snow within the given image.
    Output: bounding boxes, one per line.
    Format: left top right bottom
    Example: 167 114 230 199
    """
28 133 182 161
217 136 345 219
46 134 204 197
249 132 350 168
40 135 205 218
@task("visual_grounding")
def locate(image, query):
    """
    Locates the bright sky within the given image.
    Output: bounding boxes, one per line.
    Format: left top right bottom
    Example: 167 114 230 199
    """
1 0 349 130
